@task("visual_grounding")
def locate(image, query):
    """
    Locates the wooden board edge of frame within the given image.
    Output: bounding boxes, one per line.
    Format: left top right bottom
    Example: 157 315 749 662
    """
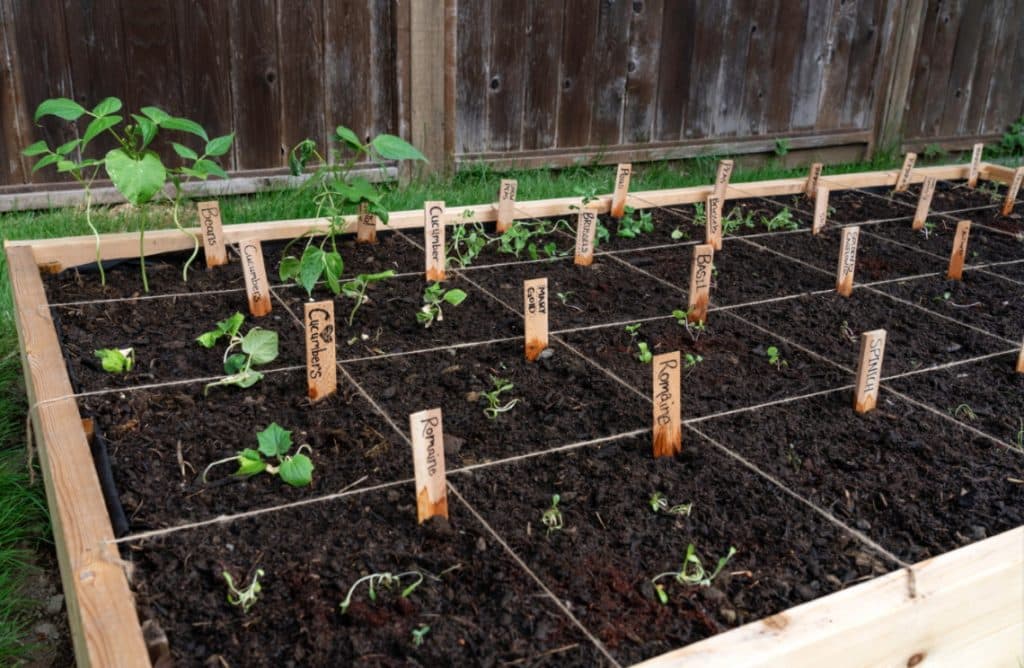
5 245 149 667
633 526 1024 668
9 163 975 270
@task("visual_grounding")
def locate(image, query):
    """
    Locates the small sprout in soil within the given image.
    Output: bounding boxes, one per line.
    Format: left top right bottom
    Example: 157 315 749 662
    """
94 347 134 374
786 443 802 472
649 492 693 516
692 202 706 227
448 220 491 268
541 494 563 535
625 323 653 363
683 353 704 369
840 320 858 343
652 544 738 604
950 403 978 421
411 624 431 647
1014 419 1023 453
672 309 707 342
618 206 654 238
340 270 395 326
765 345 788 369
197 313 279 394
762 208 799 231
417 283 468 328
921 220 937 239
670 225 690 240
557 291 574 304
721 207 756 235
223 568 264 613
339 571 424 614
202 422 314 487
480 376 518 419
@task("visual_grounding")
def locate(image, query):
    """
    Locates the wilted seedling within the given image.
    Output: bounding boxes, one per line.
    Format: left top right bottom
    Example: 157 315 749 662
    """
951 403 978 421
411 624 431 647
541 494 563 534
649 492 693 516
340 270 395 326
417 283 468 328
652 544 737 604
339 571 424 614
766 345 787 369
202 422 314 487
481 376 518 419
197 313 279 394
94 347 134 374
223 568 264 613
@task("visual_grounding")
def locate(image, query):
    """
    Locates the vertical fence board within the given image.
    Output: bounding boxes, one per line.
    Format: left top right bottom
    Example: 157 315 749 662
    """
652 0 692 142
841 0 885 130
763 3 803 134
712 0 754 138
588 0 632 146
683 2 726 140
740 0 779 137
370 0 398 140
815 0 854 131
939 1 987 138
229 0 281 170
325 0 373 151
555 0 598 148
521 0 563 150
486 0 529 153
0 0 27 182
455 0 489 154
621 0 662 144
278 0 325 157
790 1 833 130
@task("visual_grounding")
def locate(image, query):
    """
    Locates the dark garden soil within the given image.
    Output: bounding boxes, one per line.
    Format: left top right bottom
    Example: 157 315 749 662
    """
889 179 1009 212
770 188 915 224
863 217 1024 267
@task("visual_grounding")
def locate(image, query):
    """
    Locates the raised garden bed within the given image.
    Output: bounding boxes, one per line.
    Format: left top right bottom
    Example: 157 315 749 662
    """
7 162 1023 667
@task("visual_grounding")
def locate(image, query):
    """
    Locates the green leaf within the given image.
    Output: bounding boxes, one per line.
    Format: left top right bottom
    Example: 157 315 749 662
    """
195 158 229 180
279 256 301 281
205 133 234 157
140 106 171 125
333 176 378 205
161 116 209 141
22 141 49 157
234 449 267 477
256 422 292 458
221 312 245 337
31 153 60 173
224 353 247 375
241 329 279 366
171 142 198 161
91 97 123 117
82 115 121 145
234 370 263 388
34 98 86 122
298 245 325 296
368 202 390 225
335 125 363 151
56 160 78 173
95 348 129 373
55 139 81 156
370 134 427 162
323 251 343 295
131 115 158 148
443 289 467 306
196 331 220 348
278 454 313 487
104 149 167 205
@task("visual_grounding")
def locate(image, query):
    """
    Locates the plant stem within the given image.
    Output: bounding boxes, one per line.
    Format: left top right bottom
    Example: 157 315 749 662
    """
83 189 105 286
347 283 367 326
175 190 199 283
139 220 149 293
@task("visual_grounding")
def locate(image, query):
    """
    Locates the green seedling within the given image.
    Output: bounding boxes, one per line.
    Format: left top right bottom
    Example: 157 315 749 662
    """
618 206 654 238
951 403 978 421
541 494 563 534
1014 419 1023 453
786 443 803 472
448 220 492 268
480 376 518 419
721 207 756 234
557 291 574 304
411 624 431 647
766 345 787 369
95 347 134 374
625 323 653 363
417 283 468 328
671 309 707 342
223 568 264 613
340 270 396 326
683 353 704 368
202 422 315 487
691 201 707 227
652 544 738 604
339 571 424 614
197 313 279 394
649 492 693 516
921 220 937 239
670 226 690 240
762 208 799 231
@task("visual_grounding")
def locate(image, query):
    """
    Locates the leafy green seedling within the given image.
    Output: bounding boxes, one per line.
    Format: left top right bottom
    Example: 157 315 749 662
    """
636 342 653 364
670 226 690 241
223 568 264 613
766 345 787 369
921 220 937 239
481 376 518 419
417 283 468 328
541 494 563 534
448 221 493 268
618 206 654 238
721 207 756 234
652 544 738 604
95 347 134 374
671 309 707 342
339 571 424 614
557 291 574 304
683 353 704 368
649 492 693 516
340 270 395 326
411 624 431 647
202 422 314 487
762 208 799 231
197 313 279 394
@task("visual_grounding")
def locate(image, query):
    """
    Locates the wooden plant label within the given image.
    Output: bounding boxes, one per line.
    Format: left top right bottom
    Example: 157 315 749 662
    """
239 239 271 317
304 301 336 401
409 408 449 523
805 162 823 197
714 159 734 200
574 206 599 266
968 143 983 187
652 351 682 458
1017 338 1024 373
687 244 714 323
854 329 887 414
497 179 518 232
610 163 632 219
705 193 722 250
812 185 829 235
836 227 860 297
913 176 937 230
894 153 917 192
197 201 228 267
523 278 549 362
946 220 971 280
357 202 378 244
424 201 446 281
1001 166 1024 216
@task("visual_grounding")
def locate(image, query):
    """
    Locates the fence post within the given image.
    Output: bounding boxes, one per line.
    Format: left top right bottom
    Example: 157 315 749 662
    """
408 0 455 177
872 0 926 156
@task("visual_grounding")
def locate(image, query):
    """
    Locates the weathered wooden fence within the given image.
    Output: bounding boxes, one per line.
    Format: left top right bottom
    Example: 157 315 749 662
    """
1 0 1021 189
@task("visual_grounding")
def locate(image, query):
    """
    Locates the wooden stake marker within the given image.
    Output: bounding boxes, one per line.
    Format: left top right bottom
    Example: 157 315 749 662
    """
424 201 446 281
197 201 228 267
610 163 632 219
854 329 886 414
1001 166 1024 216
523 277 549 362
968 143 983 187
812 185 829 235
714 159 734 199
652 351 682 458
894 153 917 192
304 301 336 401
687 244 714 323
574 206 599 266
913 176 937 230
706 193 722 250
946 220 971 280
409 408 449 523
356 202 377 244
836 227 859 297
239 239 271 317
1017 338 1024 373
496 179 518 232
805 162 823 197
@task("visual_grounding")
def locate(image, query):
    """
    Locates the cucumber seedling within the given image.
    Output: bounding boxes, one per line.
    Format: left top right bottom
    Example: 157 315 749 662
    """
480 376 518 419
417 283 468 328
541 494 564 534
94 347 135 374
202 422 314 487
339 571 424 614
340 270 395 326
652 544 738 604
197 313 279 394
223 568 264 613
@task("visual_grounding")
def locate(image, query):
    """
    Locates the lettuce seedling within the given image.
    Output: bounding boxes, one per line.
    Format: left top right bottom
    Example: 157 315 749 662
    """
652 544 737 604
480 376 518 419
223 568 264 613
197 313 279 394
340 270 395 326
202 422 314 487
95 347 134 373
625 323 653 363
417 283 467 328
541 494 563 534
339 571 424 614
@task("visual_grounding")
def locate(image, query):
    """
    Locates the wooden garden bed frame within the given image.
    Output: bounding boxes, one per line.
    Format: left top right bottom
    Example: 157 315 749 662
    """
7 162 1022 667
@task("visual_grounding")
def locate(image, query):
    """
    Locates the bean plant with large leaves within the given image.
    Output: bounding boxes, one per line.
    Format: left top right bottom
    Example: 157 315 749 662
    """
280 127 426 298
23 97 233 291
